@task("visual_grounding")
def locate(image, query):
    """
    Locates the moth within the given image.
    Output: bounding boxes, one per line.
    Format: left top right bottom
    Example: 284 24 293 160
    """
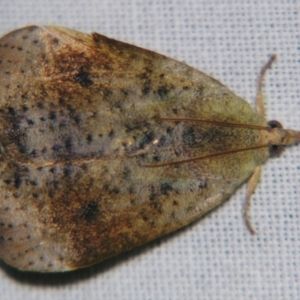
0 26 299 272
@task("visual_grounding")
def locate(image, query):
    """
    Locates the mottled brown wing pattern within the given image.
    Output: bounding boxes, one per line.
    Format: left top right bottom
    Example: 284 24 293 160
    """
1 26 298 272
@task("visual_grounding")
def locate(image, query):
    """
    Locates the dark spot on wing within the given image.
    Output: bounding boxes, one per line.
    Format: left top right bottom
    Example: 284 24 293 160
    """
160 182 173 195
86 134 93 143
37 102 44 109
7 106 16 116
14 172 22 188
65 137 73 151
158 136 167 147
49 111 56 120
27 119 34 125
22 105 29 112
52 144 63 154
63 165 72 177
30 150 39 157
138 131 154 149
80 201 99 221
49 167 57 174
157 86 168 100
142 80 151 95
74 67 93 87
108 129 114 138
122 167 131 180
152 155 161 162
182 126 196 146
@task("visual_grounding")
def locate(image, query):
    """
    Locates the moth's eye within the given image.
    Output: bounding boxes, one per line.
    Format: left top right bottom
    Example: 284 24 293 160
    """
269 144 284 158
268 120 283 129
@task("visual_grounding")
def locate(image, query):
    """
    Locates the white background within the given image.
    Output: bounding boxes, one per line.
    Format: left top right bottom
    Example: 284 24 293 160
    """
0 1 299 299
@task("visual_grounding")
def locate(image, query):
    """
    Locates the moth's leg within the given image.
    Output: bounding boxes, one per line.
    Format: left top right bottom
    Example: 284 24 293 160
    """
244 165 262 235
244 55 277 234
255 54 277 117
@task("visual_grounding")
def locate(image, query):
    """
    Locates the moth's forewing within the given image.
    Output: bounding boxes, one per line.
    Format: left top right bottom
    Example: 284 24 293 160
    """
0 26 269 271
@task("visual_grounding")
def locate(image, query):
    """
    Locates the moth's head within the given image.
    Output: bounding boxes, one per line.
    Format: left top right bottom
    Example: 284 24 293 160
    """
267 119 300 158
